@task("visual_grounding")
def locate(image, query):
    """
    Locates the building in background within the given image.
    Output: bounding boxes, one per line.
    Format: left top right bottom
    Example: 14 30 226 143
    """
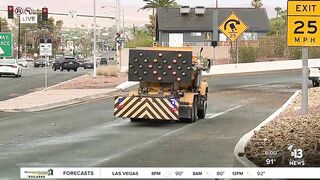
156 7 270 47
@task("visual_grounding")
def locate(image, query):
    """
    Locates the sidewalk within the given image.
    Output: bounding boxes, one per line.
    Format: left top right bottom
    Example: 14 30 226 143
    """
0 89 119 112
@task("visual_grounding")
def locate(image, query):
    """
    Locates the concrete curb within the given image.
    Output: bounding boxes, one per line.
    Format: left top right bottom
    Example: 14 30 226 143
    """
116 81 139 90
1 89 120 112
233 90 301 167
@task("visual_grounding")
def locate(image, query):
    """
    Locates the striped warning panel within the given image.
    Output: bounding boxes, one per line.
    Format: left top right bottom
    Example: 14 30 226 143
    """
114 96 179 120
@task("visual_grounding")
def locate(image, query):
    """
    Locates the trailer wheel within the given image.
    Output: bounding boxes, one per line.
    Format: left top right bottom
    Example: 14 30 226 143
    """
184 96 198 123
312 80 320 87
198 97 207 119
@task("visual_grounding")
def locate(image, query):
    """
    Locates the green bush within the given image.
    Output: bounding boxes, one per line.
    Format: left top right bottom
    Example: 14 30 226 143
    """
309 47 320 59
239 46 258 63
126 37 153 48
292 48 302 59
125 29 153 48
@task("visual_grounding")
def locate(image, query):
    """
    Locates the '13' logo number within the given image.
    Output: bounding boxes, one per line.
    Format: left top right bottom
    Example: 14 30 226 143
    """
294 21 317 34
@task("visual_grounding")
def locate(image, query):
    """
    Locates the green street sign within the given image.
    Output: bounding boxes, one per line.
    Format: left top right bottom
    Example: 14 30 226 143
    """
0 33 13 57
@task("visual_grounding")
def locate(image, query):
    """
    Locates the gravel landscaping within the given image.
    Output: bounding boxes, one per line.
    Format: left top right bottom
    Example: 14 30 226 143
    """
244 88 320 167
52 74 128 89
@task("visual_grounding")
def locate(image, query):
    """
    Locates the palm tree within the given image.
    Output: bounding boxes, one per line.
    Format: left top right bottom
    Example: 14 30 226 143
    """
139 0 178 40
0 18 10 32
251 0 263 8
275 7 282 18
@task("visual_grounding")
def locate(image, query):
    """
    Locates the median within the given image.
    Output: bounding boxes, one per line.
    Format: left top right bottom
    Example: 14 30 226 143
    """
0 65 129 112
244 88 320 167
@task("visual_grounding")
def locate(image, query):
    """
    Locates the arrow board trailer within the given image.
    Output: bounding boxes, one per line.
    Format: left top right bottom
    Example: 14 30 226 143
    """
114 47 211 123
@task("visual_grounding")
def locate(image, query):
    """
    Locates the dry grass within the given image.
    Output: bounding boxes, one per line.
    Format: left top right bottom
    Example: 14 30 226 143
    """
97 65 120 77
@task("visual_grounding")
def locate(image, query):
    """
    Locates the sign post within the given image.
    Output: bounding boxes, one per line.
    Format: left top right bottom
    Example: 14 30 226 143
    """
40 38 52 91
0 33 13 57
218 12 248 64
287 0 320 114
302 47 308 114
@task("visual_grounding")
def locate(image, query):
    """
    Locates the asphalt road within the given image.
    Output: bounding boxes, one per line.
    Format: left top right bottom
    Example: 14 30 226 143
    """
0 70 304 179
0 67 91 101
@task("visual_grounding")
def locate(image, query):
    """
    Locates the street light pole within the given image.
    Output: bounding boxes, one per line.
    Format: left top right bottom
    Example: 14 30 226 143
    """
116 0 121 70
24 29 30 58
93 0 97 78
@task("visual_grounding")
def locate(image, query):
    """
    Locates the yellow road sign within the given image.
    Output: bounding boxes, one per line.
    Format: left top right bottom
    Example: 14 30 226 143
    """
287 0 320 47
287 16 320 46
218 12 249 42
288 0 320 16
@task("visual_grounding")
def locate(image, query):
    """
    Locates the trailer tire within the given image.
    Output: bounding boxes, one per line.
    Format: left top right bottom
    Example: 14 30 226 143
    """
184 96 198 123
198 98 207 119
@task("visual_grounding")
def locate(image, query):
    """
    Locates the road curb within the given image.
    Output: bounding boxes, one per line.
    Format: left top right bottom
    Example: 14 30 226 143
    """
1 89 120 112
233 90 301 167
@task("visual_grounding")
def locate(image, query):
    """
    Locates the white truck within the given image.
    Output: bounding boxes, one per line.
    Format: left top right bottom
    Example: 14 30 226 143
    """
308 67 320 87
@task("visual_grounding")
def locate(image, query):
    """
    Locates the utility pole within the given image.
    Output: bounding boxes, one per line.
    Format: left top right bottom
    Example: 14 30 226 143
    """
116 0 121 70
18 16 21 59
216 0 218 8
93 0 97 78
122 8 125 30
116 0 120 33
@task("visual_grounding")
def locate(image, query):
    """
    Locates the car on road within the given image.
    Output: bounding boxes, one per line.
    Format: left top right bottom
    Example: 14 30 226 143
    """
17 58 28 68
100 57 108 65
309 67 320 87
34 58 46 68
0 59 22 78
26 57 34 62
108 57 118 65
83 60 95 69
77 58 85 67
52 57 80 72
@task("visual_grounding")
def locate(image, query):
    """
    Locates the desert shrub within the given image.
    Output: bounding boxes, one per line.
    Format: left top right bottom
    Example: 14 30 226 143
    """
97 65 120 77
309 47 320 59
239 46 258 63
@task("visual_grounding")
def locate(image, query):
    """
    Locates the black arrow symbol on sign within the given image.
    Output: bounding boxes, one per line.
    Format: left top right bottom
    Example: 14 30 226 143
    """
224 19 241 30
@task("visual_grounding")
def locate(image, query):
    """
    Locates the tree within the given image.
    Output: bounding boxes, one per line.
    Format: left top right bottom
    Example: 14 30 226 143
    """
139 0 178 11
139 0 179 39
275 7 282 18
126 27 153 48
251 0 263 8
0 18 10 32
268 10 287 36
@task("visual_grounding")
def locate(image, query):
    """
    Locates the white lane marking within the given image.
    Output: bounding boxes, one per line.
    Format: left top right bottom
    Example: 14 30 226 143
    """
90 104 248 166
206 103 246 119
235 83 265 89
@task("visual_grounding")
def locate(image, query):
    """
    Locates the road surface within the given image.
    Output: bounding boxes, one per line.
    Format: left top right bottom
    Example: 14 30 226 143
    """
0 70 304 179
0 67 90 101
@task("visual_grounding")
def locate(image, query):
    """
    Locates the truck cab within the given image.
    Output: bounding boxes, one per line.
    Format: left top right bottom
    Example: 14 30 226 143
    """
309 67 320 87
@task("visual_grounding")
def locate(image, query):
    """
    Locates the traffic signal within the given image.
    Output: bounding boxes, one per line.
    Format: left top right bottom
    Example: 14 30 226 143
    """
7 6 14 19
42 7 48 21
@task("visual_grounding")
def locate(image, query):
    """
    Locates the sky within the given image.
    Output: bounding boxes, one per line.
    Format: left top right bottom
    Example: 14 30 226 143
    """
0 0 287 28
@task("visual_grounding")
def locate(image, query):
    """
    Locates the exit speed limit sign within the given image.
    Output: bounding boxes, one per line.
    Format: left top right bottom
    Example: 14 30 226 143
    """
287 0 320 46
